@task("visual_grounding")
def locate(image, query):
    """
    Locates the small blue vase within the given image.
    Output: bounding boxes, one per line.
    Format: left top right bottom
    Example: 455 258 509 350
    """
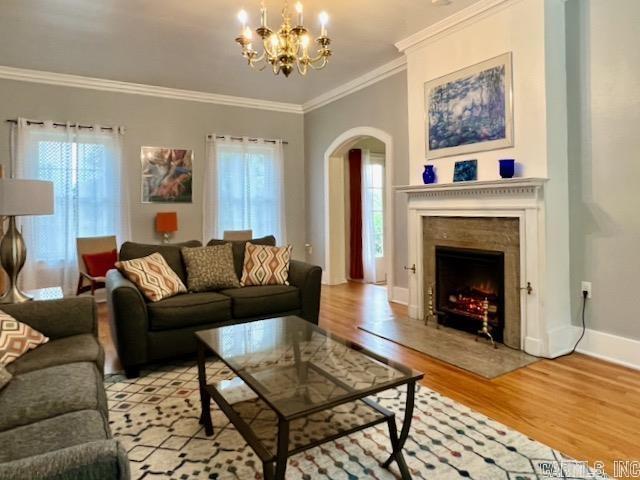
499 159 516 179
423 165 436 184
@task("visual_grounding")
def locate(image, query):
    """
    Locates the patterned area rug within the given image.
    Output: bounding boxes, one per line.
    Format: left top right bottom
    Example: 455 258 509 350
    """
106 361 605 479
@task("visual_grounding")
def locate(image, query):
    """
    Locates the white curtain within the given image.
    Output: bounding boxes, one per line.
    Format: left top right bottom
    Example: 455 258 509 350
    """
203 135 286 243
361 150 385 284
11 118 130 294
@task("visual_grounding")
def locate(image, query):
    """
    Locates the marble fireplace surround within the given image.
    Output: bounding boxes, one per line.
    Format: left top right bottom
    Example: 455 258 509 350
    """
423 216 521 349
398 178 565 357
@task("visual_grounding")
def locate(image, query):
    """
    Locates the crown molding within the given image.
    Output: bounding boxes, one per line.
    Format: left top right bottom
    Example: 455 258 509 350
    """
395 0 514 53
0 65 304 114
302 56 407 113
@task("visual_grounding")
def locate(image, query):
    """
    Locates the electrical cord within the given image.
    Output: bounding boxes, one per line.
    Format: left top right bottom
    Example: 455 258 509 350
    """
500 290 588 360
553 290 589 359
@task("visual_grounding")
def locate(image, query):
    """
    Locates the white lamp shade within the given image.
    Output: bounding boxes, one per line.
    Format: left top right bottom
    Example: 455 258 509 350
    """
0 178 54 216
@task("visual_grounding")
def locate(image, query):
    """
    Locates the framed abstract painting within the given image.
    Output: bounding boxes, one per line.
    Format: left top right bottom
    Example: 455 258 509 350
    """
141 146 193 203
425 52 513 159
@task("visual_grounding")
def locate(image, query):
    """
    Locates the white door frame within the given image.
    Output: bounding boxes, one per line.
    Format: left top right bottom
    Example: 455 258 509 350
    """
323 127 395 302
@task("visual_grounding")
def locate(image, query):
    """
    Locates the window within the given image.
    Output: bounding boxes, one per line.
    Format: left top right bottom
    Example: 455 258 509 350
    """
205 137 286 243
365 162 385 257
34 140 117 263
12 119 129 292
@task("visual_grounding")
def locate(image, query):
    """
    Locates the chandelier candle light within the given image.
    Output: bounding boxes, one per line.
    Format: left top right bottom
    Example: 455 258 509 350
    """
236 1 331 77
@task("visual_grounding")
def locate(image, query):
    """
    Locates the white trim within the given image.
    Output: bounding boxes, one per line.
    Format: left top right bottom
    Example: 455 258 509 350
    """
0 65 304 114
574 328 640 371
391 286 409 305
303 57 407 113
323 127 396 303
395 0 515 53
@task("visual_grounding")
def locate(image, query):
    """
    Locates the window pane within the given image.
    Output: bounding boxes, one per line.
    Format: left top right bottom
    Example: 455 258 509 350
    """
373 211 384 257
216 143 280 239
371 188 383 211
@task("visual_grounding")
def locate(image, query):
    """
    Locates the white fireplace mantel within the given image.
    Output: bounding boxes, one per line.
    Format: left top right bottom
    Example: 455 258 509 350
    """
395 177 548 196
397 177 574 358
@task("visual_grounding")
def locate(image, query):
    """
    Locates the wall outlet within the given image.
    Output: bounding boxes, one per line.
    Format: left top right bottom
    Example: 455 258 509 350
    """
581 281 592 298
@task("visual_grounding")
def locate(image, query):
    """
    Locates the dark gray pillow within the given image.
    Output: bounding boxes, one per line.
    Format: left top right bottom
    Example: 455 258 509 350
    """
0 366 11 391
119 240 201 284
207 235 276 279
181 244 240 292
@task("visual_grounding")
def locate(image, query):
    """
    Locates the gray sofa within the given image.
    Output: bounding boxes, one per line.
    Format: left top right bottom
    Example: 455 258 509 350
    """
107 237 322 378
0 297 129 480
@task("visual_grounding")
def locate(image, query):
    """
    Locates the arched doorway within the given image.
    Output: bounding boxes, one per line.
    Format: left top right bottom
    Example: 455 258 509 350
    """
323 127 394 301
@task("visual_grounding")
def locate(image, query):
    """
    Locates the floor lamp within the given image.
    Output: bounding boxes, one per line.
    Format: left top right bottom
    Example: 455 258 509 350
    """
0 178 54 303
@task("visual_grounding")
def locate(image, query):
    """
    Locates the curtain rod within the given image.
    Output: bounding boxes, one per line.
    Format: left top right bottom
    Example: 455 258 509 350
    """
207 134 288 145
6 119 116 132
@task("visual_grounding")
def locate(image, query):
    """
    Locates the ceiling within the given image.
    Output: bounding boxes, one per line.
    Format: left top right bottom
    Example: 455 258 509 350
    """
0 0 479 104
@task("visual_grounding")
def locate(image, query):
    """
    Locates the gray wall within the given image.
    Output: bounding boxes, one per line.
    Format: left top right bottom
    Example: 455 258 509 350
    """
0 79 306 258
566 0 640 340
304 71 410 288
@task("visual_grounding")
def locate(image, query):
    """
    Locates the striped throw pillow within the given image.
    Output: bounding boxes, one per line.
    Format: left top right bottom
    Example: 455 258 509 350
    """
240 243 292 286
0 310 49 366
116 252 187 302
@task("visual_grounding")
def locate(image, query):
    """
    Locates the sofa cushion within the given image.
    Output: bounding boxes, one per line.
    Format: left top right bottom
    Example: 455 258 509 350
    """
147 292 232 331
208 235 276 279
181 243 240 291
116 252 187 302
0 310 49 366
0 366 11 391
0 362 107 432
119 240 201 284
0 409 109 462
220 285 300 319
5 334 104 376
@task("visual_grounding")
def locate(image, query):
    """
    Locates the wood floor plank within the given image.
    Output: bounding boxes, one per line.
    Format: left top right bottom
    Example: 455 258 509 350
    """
97 282 640 475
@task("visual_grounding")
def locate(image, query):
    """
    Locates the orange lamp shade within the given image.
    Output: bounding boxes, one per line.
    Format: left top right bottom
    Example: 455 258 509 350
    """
155 212 178 234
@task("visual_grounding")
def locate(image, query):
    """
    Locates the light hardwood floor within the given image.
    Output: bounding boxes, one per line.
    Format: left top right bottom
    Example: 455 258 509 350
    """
98 282 640 475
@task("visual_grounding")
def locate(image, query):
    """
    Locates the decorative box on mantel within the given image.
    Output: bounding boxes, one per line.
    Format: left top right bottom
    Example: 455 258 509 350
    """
396 178 574 358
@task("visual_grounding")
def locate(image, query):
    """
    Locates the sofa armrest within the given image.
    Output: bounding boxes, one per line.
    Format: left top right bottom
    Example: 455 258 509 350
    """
0 297 97 340
288 259 322 324
106 269 149 372
0 439 130 480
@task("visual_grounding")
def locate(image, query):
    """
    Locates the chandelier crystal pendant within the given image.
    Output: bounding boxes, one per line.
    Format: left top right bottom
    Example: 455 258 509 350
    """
235 1 331 77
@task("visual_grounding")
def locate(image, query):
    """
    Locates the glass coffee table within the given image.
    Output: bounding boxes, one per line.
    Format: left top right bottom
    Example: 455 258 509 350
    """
196 316 424 480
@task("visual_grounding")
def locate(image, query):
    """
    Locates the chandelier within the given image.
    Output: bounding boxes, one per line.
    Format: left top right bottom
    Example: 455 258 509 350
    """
235 1 332 77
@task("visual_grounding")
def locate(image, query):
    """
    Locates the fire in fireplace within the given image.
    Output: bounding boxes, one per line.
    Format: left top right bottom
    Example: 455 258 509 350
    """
434 246 505 343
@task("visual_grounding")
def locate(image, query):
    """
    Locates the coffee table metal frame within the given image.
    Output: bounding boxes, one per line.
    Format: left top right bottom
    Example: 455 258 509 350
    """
196 317 423 480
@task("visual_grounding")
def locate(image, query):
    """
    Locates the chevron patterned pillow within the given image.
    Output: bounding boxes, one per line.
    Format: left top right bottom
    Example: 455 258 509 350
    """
0 310 49 366
116 252 187 302
240 243 292 287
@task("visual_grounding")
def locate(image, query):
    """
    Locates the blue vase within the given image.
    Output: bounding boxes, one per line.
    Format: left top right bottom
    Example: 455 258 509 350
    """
499 159 516 179
423 165 436 184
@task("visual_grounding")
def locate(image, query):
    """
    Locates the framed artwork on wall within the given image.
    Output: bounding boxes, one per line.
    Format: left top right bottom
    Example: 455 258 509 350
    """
453 159 478 182
425 52 513 159
141 146 193 203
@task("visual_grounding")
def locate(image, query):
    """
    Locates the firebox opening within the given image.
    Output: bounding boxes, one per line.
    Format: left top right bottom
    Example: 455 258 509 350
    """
435 246 505 344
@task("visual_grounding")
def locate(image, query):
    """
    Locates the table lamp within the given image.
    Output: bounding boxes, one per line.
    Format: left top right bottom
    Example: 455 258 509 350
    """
155 212 178 244
0 178 54 303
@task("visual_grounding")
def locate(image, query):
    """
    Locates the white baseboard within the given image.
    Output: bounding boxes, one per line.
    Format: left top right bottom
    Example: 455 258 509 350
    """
321 271 347 286
574 327 640 371
390 286 409 305
546 324 577 357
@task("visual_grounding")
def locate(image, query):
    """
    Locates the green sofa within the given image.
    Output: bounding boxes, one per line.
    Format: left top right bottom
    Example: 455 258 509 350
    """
0 298 129 480
106 237 322 378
